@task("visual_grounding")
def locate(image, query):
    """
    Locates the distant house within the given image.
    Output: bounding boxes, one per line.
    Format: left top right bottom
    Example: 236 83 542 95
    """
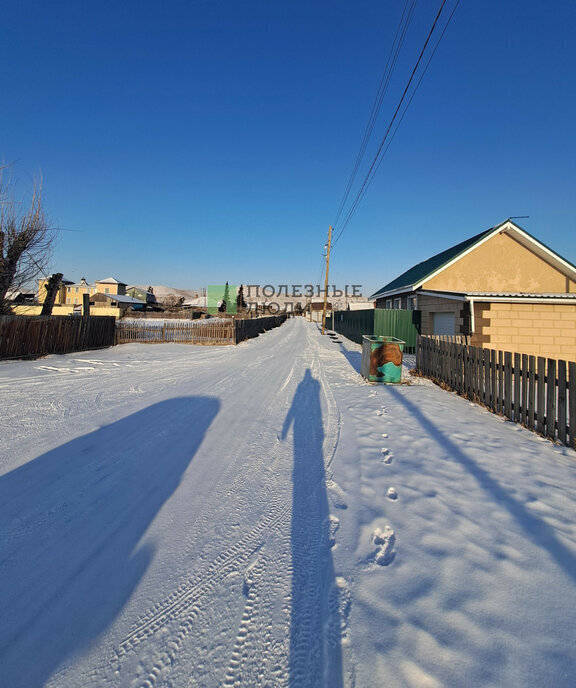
95 277 127 297
89 292 143 311
62 277 97 306
307 299 332 323
126 286 162 311
370 220 576 361
37 277 74 306
5 289 36 304
347 301 375 311
33 275 140 317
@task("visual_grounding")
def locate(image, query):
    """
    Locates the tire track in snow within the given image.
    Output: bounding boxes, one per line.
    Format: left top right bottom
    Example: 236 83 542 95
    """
110 321 343 687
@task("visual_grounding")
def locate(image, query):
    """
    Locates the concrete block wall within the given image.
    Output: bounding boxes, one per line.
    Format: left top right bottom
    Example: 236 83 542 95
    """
417 294 466 335
471 302 576 361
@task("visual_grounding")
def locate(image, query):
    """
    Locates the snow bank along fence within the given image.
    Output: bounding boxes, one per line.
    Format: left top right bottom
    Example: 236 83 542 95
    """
115 314 287 345
0 315 116 359
416 335 576 448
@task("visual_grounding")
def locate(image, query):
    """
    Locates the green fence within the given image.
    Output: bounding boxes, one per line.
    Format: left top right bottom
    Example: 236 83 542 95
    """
374 309 420 353
327 308 420 352
326 309 374 344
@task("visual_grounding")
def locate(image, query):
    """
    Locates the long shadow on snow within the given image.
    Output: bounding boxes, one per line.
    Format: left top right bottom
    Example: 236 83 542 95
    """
282 369 343 688
338 342 362 374
387 386 576 583
0 396 219 688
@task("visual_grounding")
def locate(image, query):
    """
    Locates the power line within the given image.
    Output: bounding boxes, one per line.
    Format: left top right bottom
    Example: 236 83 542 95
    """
356 0 462 208
331 0 418 230
331 0 460 250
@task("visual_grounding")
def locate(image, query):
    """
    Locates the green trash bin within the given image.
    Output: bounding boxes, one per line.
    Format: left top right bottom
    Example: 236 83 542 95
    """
361 335 405 383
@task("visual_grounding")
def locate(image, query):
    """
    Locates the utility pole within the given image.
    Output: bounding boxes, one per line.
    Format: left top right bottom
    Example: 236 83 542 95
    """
321 225 332 335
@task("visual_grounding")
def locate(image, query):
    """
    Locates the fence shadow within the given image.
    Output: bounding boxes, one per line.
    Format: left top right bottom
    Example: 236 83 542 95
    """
282 369 343 688
0 396 219 688
387 386 576 584
338 342 362 374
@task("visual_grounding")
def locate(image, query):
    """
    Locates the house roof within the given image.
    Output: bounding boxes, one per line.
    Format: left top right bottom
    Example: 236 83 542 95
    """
418 290 576 303
97 293 143 305
96 277 128 286
370 220 576 299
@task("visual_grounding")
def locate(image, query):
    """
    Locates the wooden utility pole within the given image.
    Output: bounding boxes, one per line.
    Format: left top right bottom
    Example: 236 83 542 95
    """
321 225 332 335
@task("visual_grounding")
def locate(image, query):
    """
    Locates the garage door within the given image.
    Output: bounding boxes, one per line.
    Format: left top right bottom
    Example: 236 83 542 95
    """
432 312 455 336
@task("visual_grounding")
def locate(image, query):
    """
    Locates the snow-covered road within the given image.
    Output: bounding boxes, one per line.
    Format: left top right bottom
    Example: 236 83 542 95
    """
1 317 575 687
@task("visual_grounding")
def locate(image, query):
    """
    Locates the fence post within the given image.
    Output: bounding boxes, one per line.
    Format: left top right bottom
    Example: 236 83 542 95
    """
546 358 557 440
569 361 576 450
557 359 567 445
513 353 521 422
504 352 512 420
536 357 546 434
527 355 536 431
521 354 529 426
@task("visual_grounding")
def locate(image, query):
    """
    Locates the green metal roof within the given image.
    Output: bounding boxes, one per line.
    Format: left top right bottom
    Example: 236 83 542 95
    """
370 227 496 298
370 220 576 300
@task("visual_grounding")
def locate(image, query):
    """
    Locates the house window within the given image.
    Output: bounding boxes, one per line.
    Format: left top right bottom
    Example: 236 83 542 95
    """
105 288 110 294
386 299 392 310
408 296 416 310
393 298 401 309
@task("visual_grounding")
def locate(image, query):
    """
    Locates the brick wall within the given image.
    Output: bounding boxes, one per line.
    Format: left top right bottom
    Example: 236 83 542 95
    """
471 302 576 361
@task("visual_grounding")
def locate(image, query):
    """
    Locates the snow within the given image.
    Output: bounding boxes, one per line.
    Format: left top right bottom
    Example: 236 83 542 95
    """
1 317 575 687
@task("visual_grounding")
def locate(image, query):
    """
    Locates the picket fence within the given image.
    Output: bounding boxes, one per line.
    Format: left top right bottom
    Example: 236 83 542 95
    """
116 319 234 344
416 335 576 448
115 314 287 345
0 315 116 359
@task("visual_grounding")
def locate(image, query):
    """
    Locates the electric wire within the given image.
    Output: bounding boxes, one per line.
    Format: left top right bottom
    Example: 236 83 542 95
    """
331 0 459 250
332 0 448 248
364 0 462 197
331 0 418 230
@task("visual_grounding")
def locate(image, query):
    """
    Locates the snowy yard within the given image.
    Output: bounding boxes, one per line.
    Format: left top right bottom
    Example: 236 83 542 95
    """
1 317 575 687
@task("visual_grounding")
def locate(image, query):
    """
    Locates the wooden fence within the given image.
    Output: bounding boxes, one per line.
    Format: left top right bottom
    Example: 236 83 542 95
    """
115 314 288 345
416 336 576 448
234 314 287 343
124 311 204 320
0 315 116 359
116 319 235 344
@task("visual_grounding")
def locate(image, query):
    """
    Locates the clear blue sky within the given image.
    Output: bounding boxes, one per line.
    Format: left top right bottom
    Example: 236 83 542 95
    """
1 0 575 297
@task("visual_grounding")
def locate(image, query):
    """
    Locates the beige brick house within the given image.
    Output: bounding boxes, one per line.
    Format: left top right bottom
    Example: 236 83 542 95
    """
370 220 576 361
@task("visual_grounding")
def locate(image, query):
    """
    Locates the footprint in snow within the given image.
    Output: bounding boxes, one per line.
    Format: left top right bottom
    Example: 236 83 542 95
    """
381 448 394 464
325 514 340 547
373 526 396 566
326 480 348 509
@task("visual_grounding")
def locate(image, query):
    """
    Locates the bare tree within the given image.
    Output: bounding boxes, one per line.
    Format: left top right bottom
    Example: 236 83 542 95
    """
0 167 55 314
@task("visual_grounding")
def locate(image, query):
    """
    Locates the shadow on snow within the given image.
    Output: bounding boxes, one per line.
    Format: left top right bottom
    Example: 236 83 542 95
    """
0 396 219 688
387 385 576 585
282 369 343 688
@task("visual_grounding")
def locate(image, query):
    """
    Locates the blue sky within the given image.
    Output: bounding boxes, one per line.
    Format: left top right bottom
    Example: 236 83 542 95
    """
1 0 575 297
